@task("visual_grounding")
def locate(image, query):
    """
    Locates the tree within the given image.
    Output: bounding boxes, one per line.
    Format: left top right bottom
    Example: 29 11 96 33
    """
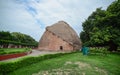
11 32 38 46
80 8 106 46
0 31 38 46
105 0 120 51
0 31 12 41
80 0 120 51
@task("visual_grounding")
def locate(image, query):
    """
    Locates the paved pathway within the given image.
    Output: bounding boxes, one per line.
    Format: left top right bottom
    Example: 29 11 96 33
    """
28 50 59 56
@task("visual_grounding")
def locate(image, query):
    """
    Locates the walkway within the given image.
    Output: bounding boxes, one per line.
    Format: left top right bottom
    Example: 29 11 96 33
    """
28 50 59 56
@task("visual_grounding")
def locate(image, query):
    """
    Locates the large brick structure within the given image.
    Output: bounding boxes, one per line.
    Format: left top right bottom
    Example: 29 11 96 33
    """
38 21 81 51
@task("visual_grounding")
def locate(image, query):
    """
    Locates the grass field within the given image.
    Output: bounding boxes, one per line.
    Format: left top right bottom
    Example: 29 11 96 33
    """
9 52 120 75
0 48 31 55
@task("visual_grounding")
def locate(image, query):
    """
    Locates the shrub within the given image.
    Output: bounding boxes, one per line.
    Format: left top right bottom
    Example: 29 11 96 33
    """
0 52 76 74
89 47 109 55
0 48 31 55
0 49 6 55
25 47 31 51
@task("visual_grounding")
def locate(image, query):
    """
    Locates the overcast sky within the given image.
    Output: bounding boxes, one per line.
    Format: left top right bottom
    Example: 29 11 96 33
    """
0 0 114 41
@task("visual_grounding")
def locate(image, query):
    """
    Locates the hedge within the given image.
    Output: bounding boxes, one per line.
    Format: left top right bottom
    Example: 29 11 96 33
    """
89 47 109 55
0 52 77 75
0 48 31 55
0 40 37 46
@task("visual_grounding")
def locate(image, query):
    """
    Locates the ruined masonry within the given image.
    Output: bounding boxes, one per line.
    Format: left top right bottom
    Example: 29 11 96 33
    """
38 21 82 51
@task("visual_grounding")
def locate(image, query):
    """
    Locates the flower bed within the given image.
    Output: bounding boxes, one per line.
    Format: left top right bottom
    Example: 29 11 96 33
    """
0 51 32 61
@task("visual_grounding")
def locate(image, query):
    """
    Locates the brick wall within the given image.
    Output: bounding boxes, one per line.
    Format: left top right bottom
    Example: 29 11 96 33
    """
38 30 73 51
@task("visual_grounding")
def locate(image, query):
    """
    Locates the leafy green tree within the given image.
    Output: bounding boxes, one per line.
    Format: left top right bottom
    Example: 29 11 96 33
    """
80 8 106 46
0 31 12 41
105 0 120 51
80 0 120 51
0 31 38 46
11 32 38 46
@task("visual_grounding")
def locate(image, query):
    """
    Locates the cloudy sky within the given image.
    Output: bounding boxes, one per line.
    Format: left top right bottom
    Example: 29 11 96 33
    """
0 0 114 41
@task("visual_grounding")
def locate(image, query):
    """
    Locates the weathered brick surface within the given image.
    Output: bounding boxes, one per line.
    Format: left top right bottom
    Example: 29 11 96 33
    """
38 31 73 51
38 21 82 51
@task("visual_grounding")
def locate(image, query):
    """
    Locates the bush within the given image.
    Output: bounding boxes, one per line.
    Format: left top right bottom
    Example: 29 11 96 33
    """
0 49 6 55
89 47 109 55
0 48 31 55
0 52 76 74
25 47 31 51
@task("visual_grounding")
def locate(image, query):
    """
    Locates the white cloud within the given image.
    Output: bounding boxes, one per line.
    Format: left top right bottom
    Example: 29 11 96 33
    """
0 0 43 41
0 0 114 41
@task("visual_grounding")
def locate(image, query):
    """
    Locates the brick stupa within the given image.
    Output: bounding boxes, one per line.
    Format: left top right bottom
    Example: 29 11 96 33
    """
38 21 81 51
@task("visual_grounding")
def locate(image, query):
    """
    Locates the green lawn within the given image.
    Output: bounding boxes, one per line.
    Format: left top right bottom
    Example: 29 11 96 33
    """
0 48 31 55
9 52 120 75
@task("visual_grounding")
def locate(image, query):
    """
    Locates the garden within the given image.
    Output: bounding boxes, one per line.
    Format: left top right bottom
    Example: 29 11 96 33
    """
0 0 120 75
0 48 31 55
0 48 120 75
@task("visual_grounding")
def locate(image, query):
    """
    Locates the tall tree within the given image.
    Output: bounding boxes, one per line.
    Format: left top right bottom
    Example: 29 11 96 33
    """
105 0 120 51
80 8 106 46
80 0 120 51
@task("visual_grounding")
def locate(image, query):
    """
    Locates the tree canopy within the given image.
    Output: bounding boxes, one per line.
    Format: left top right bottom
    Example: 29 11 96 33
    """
80 0 120 51
0 31 38 46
